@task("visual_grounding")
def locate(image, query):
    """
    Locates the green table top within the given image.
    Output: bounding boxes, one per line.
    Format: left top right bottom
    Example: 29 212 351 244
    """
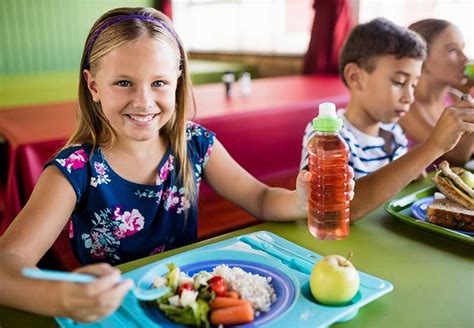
0 60 259 108
1 179 473 327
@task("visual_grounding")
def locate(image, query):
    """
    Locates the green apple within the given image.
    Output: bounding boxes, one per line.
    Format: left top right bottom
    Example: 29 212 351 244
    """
310 254 360 305
460 171 474 189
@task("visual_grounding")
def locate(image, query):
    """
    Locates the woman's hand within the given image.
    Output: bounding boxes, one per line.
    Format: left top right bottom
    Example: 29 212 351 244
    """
296 166 355 216
56 263 134 322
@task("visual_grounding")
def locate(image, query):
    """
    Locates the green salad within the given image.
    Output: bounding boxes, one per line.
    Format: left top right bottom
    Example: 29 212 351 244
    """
154 263 227 328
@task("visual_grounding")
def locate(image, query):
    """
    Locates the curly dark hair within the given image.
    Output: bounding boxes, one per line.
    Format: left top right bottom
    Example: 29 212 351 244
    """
339 18 427 86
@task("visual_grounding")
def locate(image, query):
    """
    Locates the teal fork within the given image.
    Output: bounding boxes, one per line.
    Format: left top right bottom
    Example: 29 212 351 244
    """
22 268 170 301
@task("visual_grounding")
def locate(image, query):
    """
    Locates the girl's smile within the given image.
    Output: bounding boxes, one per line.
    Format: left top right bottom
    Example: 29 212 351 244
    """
125 113 161 125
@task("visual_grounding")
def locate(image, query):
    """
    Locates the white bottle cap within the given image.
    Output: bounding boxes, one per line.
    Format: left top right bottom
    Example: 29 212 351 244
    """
318 102 337 118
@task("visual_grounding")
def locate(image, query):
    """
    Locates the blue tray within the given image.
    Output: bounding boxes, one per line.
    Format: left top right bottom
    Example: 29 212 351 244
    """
55 231 393 327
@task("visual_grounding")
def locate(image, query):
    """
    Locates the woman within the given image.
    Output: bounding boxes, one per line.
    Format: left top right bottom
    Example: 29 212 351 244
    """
399 19 473 165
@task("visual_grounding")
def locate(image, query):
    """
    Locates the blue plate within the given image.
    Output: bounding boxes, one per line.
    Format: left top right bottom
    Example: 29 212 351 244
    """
411 196 474 236
140 258 296 327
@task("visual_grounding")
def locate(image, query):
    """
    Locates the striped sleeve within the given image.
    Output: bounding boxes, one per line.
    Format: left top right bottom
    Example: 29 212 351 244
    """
300 122 315 170
390 123 408 160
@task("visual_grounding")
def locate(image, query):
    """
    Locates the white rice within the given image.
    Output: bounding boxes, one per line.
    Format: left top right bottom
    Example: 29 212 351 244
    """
212 265 277 313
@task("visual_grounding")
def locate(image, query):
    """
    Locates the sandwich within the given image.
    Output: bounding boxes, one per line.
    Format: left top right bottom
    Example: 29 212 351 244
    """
426 199 474 231
431 161 474 210
427 161 474 231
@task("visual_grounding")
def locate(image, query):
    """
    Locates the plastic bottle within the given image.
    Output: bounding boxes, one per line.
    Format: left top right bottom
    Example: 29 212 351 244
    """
239 72 252 96
307 102 350 240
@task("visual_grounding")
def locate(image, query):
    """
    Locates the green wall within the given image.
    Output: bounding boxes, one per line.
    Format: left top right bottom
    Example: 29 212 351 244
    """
0 0 155 74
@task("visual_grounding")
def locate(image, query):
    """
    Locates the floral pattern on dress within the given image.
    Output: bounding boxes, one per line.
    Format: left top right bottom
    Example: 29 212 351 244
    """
135 189 163 203
194 164 203 186
163 186 190 214
194 141 214 186
51 123 215 266
81 206 145 262
187 122 215 185
203 144 213 167
157 155 174 185
56 149 88 174
90 161 111 187
187 122 202 140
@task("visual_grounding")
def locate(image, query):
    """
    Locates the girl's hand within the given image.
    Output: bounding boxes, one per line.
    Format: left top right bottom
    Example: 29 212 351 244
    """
295 167 355 216
426 98 474 154
56 263 134 322
295 170 311 216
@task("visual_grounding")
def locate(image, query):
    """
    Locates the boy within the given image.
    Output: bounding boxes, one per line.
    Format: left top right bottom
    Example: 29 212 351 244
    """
300 18 474 221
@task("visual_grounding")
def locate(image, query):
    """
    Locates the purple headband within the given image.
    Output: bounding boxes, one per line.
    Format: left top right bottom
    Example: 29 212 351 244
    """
84 14 178 67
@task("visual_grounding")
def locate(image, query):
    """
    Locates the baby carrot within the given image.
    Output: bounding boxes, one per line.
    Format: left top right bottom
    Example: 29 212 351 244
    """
225 291 239 299
210 303 254 326
210 296 248 310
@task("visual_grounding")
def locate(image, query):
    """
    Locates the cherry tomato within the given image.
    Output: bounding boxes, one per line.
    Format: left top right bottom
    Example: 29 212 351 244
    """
207 276 227 296
178 282 194 296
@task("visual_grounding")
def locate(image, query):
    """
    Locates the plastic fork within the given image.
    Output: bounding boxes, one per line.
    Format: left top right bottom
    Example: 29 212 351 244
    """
22 268 170 301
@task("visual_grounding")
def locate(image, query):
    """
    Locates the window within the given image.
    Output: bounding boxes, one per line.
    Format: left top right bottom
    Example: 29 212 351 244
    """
356 0 474 58
172 0 313 55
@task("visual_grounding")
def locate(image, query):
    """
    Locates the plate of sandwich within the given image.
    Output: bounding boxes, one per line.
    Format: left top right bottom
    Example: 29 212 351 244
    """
412 161 474 235
411 196 474 235
385 161 474 245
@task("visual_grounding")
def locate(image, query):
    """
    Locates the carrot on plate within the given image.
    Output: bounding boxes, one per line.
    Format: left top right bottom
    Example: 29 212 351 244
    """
210 303 254 325
210 296 248 310
225 291 239 299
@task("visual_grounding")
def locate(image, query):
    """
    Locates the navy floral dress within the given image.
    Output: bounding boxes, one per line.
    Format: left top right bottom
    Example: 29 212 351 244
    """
47 122 215 266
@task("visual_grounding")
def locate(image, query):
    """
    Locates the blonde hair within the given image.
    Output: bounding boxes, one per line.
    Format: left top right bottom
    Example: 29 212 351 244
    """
67 7 197 204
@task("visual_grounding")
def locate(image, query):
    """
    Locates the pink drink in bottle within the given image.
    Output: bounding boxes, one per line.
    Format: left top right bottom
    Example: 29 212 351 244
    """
307 102 350 240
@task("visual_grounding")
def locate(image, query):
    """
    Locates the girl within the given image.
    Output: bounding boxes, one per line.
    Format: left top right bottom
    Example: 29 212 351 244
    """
399 19 473 165
0 7 355 322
